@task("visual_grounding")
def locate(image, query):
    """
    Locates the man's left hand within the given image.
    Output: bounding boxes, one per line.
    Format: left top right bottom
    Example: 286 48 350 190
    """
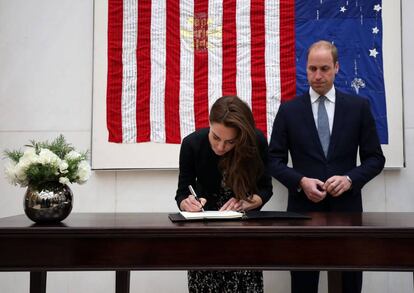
324 175 352 197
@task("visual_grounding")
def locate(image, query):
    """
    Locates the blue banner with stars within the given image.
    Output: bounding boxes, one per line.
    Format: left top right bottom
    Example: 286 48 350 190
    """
295 0 388 144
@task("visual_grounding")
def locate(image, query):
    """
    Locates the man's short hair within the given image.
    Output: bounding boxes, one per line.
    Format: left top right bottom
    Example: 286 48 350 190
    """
307 40 338 64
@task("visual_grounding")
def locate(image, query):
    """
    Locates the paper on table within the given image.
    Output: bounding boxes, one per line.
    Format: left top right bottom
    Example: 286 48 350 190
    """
179 210 243 220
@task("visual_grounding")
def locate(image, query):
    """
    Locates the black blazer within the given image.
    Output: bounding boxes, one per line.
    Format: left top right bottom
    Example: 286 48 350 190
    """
175 128 273 210
268 90 385 212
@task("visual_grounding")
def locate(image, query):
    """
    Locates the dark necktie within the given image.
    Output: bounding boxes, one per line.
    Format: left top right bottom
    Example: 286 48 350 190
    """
317 96 330 157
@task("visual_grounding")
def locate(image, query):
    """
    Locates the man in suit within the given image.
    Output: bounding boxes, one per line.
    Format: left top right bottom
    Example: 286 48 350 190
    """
268 40 385 293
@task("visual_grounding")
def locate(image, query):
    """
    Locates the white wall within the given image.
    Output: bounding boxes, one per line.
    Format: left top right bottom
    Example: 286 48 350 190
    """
0 0 413 292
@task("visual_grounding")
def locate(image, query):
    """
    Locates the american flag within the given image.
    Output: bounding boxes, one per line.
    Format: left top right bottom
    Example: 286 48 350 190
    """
106 0 387 144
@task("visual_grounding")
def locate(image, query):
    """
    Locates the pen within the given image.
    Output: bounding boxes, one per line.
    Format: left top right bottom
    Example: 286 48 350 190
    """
188 185 205 212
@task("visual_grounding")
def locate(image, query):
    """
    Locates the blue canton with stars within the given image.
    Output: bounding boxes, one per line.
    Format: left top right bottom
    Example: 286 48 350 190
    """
295 0 388 144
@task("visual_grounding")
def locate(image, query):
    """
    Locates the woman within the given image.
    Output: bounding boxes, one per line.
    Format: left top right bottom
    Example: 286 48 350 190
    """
175 96 273 292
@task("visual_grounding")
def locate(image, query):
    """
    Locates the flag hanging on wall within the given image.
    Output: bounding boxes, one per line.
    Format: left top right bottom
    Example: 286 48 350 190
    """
107 0 388 144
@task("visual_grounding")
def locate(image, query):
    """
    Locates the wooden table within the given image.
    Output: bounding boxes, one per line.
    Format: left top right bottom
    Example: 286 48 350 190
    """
1 212 414 293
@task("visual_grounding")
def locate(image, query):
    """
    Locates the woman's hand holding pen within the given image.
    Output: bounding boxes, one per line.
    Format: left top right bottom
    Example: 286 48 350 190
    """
180 195 207 212
219 194 262 212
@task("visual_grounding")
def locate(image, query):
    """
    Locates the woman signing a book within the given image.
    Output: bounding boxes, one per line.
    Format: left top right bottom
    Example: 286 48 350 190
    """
175 95 273 292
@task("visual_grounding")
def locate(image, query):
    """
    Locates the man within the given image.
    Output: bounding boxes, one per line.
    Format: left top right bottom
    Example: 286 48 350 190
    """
268 40 385 293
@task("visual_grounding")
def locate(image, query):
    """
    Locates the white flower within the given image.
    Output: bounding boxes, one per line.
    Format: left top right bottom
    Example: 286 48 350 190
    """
59 160 69 174
59 176 70 185
21 148 38 161
38 148 60 165
18 148 40 168
65 150 81 160
76 160 91 184
4 162 18 186
14 157 32 186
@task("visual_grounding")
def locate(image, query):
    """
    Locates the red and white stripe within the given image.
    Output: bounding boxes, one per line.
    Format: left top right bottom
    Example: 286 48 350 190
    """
149 0 167 142
179 0 196 140
107 0 296 143
121 0 138 143
265 0 281 132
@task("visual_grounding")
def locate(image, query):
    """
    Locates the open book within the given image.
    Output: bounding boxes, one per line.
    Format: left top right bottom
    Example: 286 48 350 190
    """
169 211 311 222
179 210 243 220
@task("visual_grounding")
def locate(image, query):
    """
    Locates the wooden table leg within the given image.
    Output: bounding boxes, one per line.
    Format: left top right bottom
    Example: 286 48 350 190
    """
116 270 130 293
30 271 47 293
328 271 342 293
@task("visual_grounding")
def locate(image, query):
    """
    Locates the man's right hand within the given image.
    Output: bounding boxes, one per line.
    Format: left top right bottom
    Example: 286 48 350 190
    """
179 195 207 212
299 177 327 203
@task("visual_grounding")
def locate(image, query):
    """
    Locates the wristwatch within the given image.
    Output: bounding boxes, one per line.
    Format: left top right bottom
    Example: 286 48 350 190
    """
345 175 352 186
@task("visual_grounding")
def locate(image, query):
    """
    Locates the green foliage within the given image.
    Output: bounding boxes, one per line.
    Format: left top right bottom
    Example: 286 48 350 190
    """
27 135 75 159
25 164 58 187
4 149 23 163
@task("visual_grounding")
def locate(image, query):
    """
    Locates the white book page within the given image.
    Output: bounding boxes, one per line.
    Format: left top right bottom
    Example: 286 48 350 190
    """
180 211 243 219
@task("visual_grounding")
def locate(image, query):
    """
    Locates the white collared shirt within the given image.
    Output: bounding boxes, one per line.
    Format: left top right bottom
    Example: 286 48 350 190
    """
310 87 336 133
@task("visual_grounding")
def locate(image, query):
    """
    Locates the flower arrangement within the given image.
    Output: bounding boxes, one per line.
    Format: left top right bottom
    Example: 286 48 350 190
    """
4 135 91 188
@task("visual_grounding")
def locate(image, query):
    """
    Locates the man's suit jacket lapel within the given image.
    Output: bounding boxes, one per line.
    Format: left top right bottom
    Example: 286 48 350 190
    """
327 91 347 159
299 93 327 159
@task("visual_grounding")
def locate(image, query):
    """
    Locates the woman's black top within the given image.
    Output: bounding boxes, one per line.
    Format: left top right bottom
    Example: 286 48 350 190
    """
175 127 273 210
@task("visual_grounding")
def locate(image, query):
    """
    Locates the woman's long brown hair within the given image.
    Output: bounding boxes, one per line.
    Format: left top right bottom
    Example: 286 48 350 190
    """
209 96 264 201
